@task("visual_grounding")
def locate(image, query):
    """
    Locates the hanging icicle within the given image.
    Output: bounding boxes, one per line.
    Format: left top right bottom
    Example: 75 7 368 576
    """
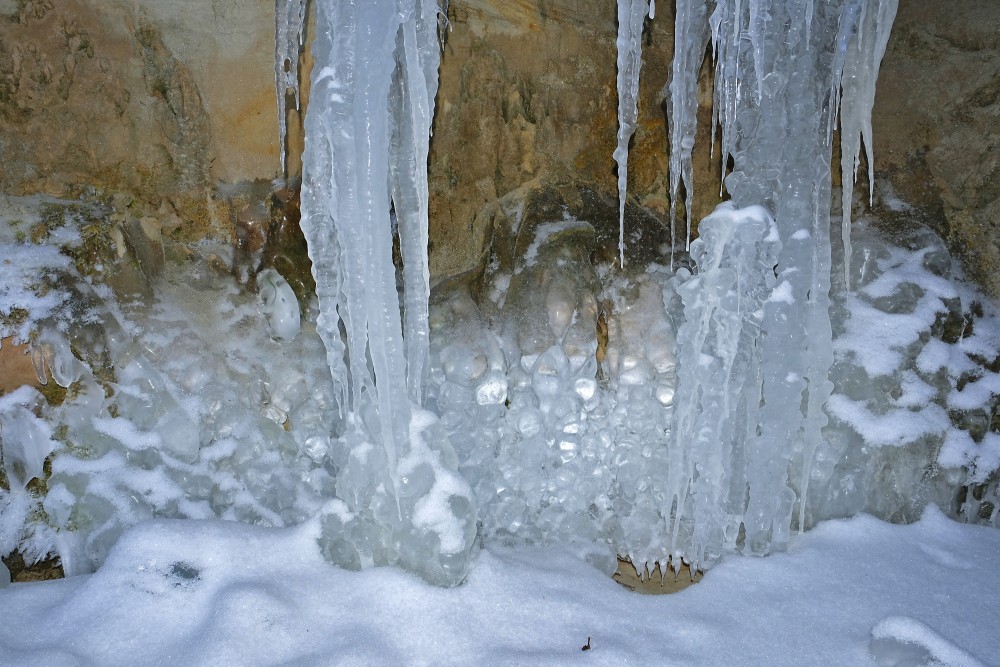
294 0 476 586
614 0 652 268
839 0 898 290
274 0 307 175
667 0 710 256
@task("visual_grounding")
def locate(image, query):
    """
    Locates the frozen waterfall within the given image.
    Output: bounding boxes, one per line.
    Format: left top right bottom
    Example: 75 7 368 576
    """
287 0 900 581
608 0 898 568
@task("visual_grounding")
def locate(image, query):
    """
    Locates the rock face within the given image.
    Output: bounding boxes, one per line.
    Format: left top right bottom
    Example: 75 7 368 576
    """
870 0 1000 297
427 0 688 279
0 0 284 227
0 0 997 295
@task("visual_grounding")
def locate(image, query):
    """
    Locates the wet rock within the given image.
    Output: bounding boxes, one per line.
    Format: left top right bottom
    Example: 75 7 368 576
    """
0 338 39 395
871 0 1000 297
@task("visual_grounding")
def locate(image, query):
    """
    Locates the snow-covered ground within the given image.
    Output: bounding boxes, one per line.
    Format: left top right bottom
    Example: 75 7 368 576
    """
0 506 997 666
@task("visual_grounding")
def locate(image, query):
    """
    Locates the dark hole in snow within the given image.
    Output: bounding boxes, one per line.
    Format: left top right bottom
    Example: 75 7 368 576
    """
169 562 201 582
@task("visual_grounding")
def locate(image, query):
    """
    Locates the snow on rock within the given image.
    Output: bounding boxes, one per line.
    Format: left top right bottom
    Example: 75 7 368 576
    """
870 616 987 667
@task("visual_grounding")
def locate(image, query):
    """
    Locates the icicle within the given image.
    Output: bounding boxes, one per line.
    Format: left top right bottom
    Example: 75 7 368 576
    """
274 0 307 175
826 1 864 146
389 0 442 405
614 0 652 268
299 0 475 586
708 0 740 192
839 0 898 290
656 0 900 566
667 0 709 257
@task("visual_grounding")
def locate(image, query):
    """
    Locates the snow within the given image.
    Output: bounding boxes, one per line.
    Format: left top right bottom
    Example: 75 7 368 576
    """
519 218 590 270
1 507 998 665
0 197 79 344
826 394 950 448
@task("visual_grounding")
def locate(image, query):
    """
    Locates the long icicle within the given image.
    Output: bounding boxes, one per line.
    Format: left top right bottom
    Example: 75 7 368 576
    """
839 0 898 291
274 0 307 176
667 0 710 258
614 0 652 268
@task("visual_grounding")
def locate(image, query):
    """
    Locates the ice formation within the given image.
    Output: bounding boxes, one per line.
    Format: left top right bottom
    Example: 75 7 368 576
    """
274 0 307 174
614 0 652 267
838 0 898 289
601 0 909 566
297 0 475 585
4 0 1000 591
669 203 782 563
257 268 300 341
667 0 709 252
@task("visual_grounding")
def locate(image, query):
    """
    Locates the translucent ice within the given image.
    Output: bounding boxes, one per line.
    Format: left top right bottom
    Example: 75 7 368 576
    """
31 330 86 388
667 0 709 251
298 0 475 585
257 268 301 341
670 202 780 566
614 0 652 267
839 0 898 289
275 0 307 174
0 386 56 488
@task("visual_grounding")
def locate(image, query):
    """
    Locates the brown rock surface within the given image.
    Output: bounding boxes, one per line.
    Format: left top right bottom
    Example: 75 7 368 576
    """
0 338 38 395
0 0 283 224
871 0 1000 296
0 0 997 295
426 0 717 279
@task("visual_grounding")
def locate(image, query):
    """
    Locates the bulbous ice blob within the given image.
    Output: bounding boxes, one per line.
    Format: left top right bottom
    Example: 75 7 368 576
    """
155 406 201 463
546 282 576 339
573 377 597 402
257 268 301 341
655 381 675 407
31 330 86 388
475 370 508 406
0 386 56 488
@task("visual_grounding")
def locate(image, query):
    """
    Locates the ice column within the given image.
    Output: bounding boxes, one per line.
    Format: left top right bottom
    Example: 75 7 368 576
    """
670 203 780 567
297 0 476 586
712 0 843 554
388 3 443 403
662 0 896 564
614 0 652 267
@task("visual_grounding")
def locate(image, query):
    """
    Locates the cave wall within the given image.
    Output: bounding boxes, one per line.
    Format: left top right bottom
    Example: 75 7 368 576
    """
0 0 996 293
